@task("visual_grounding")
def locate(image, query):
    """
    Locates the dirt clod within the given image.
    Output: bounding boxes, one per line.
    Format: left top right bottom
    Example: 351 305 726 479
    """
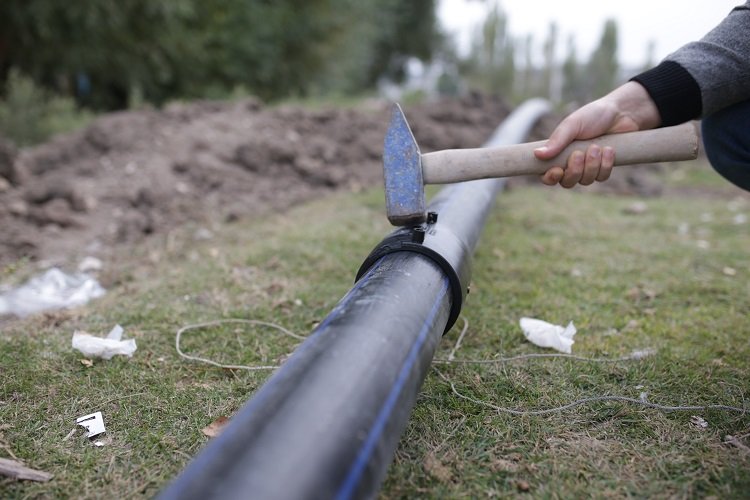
0 94 513 267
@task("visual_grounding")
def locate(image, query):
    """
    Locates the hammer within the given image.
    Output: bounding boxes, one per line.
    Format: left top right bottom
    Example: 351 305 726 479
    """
384 103 699 226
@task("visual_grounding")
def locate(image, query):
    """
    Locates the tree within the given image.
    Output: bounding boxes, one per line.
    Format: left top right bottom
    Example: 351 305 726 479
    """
519 34 536 99
586 19 619 98
465 2 515 98
541 22 558 100
0 0 440 109
561 35 586 104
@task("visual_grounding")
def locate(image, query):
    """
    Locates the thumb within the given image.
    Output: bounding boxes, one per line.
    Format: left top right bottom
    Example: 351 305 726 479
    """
533 121 580 160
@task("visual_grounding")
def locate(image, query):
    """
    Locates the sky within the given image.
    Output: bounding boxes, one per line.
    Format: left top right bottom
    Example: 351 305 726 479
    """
438 0 742 68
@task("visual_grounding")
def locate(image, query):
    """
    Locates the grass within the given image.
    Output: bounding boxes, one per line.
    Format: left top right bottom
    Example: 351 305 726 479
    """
1 160 749 498
0 69 93 147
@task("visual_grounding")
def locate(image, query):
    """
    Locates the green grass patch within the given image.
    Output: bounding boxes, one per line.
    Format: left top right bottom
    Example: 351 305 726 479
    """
1 182 748 498
0 69 93 147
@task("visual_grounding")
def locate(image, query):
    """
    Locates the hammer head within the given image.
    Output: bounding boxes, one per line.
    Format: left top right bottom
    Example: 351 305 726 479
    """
383 103 425 226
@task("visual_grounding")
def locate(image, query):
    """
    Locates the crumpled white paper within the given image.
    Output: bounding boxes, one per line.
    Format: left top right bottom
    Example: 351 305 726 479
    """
72 325 137 360
519 317 577 353
0 267 106 318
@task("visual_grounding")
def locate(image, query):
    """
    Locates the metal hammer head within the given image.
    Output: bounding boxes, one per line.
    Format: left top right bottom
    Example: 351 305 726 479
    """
383 103 425 226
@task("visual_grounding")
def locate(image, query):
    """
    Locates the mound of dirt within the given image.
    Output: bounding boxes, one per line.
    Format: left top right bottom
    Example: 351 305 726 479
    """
0 94 517 268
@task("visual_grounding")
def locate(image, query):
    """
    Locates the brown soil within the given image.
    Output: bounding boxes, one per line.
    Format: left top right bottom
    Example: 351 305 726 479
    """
0 94 519 268
0 93 681 270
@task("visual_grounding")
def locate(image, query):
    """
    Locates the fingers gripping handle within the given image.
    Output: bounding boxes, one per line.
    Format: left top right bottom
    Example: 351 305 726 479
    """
421 122 699 184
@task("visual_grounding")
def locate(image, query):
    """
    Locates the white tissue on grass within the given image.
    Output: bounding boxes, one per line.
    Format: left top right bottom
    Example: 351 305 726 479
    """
519 317 576 354
0 268 105 317
72 324 137 360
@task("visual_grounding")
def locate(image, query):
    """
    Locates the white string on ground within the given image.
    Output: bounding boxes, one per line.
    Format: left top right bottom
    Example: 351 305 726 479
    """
435 317 655 364
174 316 748 415
434 317 746 415
175 319 305 371
446 317 469 361
435 351 657 364
434 369 747 416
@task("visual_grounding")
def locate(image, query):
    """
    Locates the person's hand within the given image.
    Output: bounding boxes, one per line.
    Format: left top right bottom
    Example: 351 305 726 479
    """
534 82 661 188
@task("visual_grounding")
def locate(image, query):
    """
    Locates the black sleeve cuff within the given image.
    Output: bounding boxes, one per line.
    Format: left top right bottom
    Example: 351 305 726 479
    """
630 60 702 126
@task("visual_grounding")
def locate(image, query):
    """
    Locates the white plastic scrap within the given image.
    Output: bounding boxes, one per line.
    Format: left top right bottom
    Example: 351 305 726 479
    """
76 411 106 438
690 415 709 429
0 268 106 317
72 324 137 360
519 317 577 354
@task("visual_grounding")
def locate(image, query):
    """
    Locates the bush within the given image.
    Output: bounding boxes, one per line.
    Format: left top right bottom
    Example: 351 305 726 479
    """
0 69 93 147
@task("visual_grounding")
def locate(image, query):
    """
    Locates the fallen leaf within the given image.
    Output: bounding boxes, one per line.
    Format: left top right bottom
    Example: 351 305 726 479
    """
516 480 531 492
423 452 452 483
201 416 230 438
489 458 519 473
0 458 53 482
80 359 94 367
626 286 657 302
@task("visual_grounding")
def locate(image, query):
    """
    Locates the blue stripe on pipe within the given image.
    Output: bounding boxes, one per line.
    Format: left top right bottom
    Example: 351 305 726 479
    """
160 258 386 499
335 276 450 500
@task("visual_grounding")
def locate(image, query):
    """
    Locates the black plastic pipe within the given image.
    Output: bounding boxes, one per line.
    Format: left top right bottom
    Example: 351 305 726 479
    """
159 99 551 500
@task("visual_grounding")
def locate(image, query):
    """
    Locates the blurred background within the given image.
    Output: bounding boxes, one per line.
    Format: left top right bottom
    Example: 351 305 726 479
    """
0 0 740 146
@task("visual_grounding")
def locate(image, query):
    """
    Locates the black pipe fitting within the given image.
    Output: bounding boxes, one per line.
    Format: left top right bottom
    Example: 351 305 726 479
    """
355 218 470 334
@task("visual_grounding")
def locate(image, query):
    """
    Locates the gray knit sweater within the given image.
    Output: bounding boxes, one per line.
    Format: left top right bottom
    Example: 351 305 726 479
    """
631 1 750 125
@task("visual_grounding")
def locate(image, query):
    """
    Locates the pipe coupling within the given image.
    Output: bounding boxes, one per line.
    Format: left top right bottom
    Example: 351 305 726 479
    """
355 216 470 333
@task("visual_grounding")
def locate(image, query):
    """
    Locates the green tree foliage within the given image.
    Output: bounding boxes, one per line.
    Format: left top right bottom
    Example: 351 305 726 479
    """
561 35 585 104
0 0 438 109
0 69 92 146
541 22 558 100
0 1 200 109
466 2 515 98
585 19 619 99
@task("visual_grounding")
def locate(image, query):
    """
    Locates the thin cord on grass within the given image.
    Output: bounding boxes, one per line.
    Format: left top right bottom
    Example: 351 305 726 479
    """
174 317 748 415
434 369 747 415
175 319 305 371
434 318 746 415
446 317 470 361
434 317 656 364
435 352 656 364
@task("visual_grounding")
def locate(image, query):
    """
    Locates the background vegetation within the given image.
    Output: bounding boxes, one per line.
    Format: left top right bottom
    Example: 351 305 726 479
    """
0 0 634 145
0 0 437 109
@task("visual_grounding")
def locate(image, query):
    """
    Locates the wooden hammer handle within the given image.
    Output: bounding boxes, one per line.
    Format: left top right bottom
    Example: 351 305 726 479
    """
421 122 699 184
